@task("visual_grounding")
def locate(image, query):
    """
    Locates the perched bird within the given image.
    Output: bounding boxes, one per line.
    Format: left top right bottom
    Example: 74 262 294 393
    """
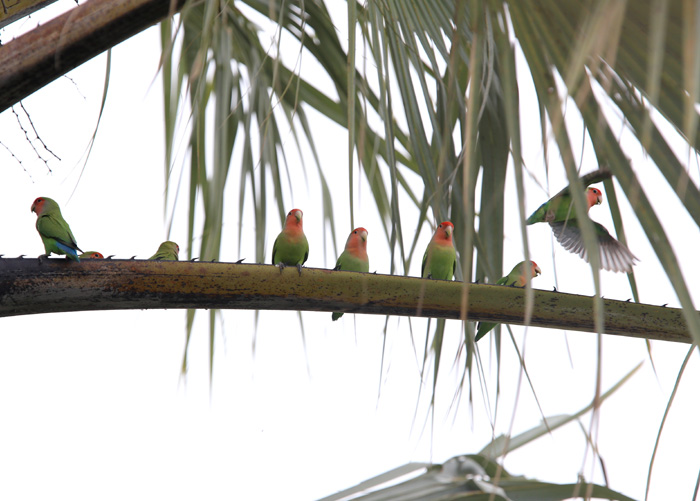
332 227 369 321
149 241 179 260
526 168 637 273
271 208 309 275
79 251 104 259
422 221 456 280
31 197 82 262
475 261 542 342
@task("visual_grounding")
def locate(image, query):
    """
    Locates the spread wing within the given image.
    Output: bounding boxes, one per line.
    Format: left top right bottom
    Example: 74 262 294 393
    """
549 219 637 273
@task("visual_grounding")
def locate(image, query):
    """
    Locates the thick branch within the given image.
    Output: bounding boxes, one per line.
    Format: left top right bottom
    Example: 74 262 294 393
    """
0 0 58 29
0 258 691 343
0 0 186 112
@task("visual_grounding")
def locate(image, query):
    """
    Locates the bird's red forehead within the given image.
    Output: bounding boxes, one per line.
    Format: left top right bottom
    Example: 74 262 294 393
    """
31 197 44 212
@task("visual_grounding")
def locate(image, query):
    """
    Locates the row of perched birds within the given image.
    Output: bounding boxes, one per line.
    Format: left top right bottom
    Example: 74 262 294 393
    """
30 197 180 261
29 169 637 338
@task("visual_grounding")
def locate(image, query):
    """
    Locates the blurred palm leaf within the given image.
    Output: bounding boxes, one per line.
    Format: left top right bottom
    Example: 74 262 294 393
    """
317 455 636 501
320 363 641 500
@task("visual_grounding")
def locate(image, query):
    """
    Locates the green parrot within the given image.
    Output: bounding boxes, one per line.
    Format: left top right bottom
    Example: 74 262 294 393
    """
149 241 179 260
422 221 456 280
332 227 369 320
31 196 82 262
271 208 309 275
79 251 104 259
475 260 542 342
526 186 603 225
526 168 637 273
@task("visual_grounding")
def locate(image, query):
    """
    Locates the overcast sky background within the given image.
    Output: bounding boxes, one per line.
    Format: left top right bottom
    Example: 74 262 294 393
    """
1 2 699 500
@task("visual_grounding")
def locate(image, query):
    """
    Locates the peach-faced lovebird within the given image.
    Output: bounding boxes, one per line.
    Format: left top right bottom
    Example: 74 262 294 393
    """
149 241 179 260
79 251 104 259
475 260 542 342
421 221 456 280
332 227 369 320
31 197 82 262
271 208 309 275
526 170 637 273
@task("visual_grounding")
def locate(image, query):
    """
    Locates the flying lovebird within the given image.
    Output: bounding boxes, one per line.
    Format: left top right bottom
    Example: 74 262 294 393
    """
271 208 309 275
149 241 179 260
332 227 369 321
422 221 456 280
31 197 82 262
475 260 542 342
526 168 637 273
79 251 104 259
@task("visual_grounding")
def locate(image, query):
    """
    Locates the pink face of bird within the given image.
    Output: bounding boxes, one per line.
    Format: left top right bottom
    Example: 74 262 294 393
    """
347 227 368 248
30 197 45 215
519 261 541 284
586 188 603 209
436 221 454 241
86 252 104 259
286 209 303 227
353 227 368 242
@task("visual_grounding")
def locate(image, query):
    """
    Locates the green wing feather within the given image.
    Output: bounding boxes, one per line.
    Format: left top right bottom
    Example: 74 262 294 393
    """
37 213 80 251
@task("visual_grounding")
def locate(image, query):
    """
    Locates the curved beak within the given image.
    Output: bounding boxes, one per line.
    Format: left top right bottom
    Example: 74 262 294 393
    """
534 264 542 276
360 229 368 241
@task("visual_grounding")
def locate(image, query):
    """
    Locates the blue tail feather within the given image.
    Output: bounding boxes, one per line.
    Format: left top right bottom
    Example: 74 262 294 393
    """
56 241 80 262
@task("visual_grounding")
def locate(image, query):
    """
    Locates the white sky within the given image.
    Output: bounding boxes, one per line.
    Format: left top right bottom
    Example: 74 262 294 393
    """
1 2 699 501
